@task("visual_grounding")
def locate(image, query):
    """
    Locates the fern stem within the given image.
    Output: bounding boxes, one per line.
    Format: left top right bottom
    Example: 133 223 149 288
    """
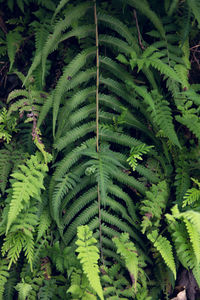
94 1 99 152
133 9 145 50
94 0 104 264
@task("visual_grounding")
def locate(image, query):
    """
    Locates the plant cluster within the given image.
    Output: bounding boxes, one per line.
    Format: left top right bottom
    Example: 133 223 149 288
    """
0 0 200 299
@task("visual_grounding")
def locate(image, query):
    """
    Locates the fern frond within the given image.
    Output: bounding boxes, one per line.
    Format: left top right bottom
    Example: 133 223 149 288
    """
50 142 88 183
183 185 200 207
2 231 25 269
147 230 176 279
54 121 96 151
167 207 200 270
3 268 18 300
15 281 32 300
113 233 139 289
7 89 29 103
6 31 22 71
6 154 48 232
99 35 133 54
37 208 51 241
125 0 165 38
0 150 13 194
187 0 200 28
100 56 134 83
52 172 79 225
110 168 146 195
42 2 92 83
52 47 96 135
64 202 99 245
146 58 181 82
98 13 138 48
63 187 97 227
108 184 138 225
38 279 58 300
150 92 181 147
140 181 168 233
101 210 143 245
183 219 200 264
167 0 179 16
174 157 190 204
60 25 95 42
100 127 142 148
76 225 104 300
52 0 70 21
0 259 9 300
127 144 153 171
176 113 200 141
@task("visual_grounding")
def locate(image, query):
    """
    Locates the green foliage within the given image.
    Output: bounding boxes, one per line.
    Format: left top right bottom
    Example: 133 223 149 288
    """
0 259 9 300
76 225 104 300
0 0 199 298
6 153 48 232
182 178 200 207
113 233 139 289
0 108 17 143
127 144 153 171
15 281 32 300
140 181 169 233
147 230 176 279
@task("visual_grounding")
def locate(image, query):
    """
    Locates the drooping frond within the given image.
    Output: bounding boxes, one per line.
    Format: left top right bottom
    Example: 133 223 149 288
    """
124 0 165 38
42 2 92 83
140 181 169 233
187 0 200 28
6 153 48 232
147 230 176 279
113 233 139 288
75 225 104 300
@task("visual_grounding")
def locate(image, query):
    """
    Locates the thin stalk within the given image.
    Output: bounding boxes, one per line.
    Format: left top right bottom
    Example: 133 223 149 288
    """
94 0 104 264
94 0 99 153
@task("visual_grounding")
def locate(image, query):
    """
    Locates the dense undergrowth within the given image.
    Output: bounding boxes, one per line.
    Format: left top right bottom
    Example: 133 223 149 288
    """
0 0 200 299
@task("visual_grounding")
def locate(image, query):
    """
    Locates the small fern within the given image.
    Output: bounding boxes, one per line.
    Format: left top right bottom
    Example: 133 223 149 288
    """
182 178 200 207
0 259 9 300
113 233 139 289
75 225 104 300
140 181 169 233
6 153 48 232
147 230 176 279
127 144 153 171
15 281 32 300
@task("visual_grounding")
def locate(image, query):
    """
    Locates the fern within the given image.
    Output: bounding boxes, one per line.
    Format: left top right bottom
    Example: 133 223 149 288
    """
0 259 9 300
0 144 26 194
166 205 200 284
0 0 199 298
127 144 153 171
182 178 200 207
140 181 169 233
113 233 139 289
147 230 176 279
41 2 92 83
75 225 104 300
6 153 48 232
6 31 22 71
52 0 70 21
51 172 79 227
187 0 200 28
15 281 32 300
3 268 18 300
